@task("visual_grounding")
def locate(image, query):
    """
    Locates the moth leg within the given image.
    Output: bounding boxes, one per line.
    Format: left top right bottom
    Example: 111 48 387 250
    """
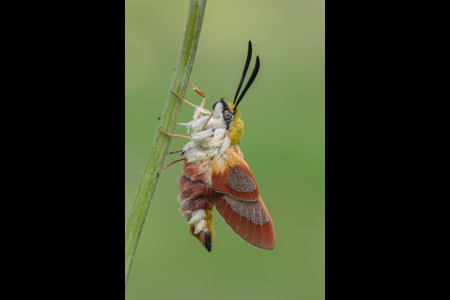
200 114 213 131
167 149 184 155
159 157 186 175
188 81 209 121
170 90 211 115
189 80 207 108
159 127 192 139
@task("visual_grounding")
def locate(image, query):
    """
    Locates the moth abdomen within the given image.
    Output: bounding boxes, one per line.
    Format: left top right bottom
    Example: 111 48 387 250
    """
178 163 218 251
178 175 216 199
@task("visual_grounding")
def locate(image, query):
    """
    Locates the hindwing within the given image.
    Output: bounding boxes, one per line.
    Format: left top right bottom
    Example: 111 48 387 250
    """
216 194 275 250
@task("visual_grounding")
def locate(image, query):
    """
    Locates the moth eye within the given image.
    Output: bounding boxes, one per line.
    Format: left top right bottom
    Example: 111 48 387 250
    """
223 110 233 120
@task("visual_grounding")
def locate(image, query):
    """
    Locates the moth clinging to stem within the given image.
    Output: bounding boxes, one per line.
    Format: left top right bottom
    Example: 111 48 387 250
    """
159 41 275 252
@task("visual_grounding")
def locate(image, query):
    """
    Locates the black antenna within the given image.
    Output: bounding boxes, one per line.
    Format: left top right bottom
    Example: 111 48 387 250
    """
234 55 260 110
233 41 253 104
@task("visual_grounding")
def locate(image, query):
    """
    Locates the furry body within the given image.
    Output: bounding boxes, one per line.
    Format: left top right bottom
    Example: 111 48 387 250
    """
176 99 275 251
171 41 274 251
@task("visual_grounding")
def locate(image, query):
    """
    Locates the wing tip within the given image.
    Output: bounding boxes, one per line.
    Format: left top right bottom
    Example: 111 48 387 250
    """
216 198 276 250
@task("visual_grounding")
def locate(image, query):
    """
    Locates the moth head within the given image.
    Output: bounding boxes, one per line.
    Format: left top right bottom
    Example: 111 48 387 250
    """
212 98 238 123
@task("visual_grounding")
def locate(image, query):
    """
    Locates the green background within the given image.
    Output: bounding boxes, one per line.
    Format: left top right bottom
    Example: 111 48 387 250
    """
125 0 324 299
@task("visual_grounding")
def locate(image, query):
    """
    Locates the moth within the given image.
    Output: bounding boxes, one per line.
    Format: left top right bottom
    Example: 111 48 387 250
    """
159 41 275 251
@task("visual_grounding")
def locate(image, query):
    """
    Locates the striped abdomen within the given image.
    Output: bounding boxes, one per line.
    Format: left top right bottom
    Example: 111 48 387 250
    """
178 161 218 252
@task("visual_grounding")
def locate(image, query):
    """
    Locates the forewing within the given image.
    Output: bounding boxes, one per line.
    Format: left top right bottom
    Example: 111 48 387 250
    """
216 194 276 250
211 147 260 200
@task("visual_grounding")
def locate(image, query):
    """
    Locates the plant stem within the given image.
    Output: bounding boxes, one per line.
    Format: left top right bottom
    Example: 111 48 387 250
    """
125 0 207 288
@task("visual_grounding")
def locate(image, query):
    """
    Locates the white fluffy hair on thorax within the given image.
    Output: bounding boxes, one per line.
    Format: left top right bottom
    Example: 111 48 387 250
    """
182 101 231 165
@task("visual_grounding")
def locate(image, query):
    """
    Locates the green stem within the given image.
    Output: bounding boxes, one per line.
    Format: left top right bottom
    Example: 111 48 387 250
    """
125 0 207 288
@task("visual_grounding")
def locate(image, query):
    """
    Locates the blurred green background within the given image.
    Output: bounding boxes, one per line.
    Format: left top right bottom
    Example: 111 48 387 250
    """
126 0 324 299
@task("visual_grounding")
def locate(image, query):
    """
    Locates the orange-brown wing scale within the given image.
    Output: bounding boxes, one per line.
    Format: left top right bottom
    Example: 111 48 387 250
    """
211 164 259 200
211 147 260 200
216 195 275 250
211 146 275 249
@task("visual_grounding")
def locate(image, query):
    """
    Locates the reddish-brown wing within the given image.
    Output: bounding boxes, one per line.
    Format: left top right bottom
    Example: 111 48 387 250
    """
211 147 260 200
216 194 276 250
